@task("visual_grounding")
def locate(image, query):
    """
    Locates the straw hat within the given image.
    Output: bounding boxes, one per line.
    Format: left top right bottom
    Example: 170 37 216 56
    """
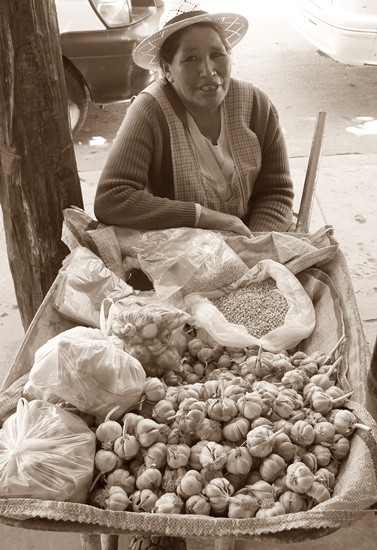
132 0 249 71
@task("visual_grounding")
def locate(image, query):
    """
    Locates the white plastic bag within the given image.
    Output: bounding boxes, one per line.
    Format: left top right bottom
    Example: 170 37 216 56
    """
23 325 146 420
0 398 96 502
134 227 248 300
54 246 133 328
184 259 316 352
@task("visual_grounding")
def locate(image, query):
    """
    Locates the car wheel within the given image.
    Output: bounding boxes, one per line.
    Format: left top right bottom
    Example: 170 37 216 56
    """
63 61 89 136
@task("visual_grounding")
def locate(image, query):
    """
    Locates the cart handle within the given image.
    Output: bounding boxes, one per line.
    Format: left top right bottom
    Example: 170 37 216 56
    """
295 111 327 233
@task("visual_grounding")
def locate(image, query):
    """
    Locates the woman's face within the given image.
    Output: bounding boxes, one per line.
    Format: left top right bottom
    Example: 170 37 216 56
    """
162 25 231 115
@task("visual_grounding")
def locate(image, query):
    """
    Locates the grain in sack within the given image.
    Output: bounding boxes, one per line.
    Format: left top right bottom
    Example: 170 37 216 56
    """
184 259 316 352
212 278 289 339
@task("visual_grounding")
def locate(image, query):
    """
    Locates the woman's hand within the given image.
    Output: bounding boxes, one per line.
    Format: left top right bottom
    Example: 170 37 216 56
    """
197 206 252 237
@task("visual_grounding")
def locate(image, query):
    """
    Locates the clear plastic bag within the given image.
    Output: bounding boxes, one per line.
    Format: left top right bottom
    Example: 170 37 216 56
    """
53 246 133 328
106 295 193 376
0 398 96 502
23 325 146 420
184 259 316 352
134 227 248 301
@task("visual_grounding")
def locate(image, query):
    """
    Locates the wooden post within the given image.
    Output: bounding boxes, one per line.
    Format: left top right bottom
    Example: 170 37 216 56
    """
0 0 83 329
295 111 327 234
187 538 237 550
79 534 119 550
80 534 102 550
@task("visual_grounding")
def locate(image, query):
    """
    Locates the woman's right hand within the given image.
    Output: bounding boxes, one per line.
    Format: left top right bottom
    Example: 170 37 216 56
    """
197 206 252 237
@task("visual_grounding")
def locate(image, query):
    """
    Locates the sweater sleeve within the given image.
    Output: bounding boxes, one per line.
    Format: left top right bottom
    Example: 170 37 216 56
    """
246 88 294 232
94 93 196 230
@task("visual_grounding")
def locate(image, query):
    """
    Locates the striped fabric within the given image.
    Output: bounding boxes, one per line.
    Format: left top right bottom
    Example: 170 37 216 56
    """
94 78 294 232
146 78 261 217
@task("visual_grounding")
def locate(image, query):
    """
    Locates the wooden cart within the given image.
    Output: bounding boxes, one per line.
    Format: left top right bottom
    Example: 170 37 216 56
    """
1 113 376 549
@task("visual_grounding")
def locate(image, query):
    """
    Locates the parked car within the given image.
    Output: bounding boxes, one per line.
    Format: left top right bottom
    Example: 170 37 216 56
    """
286 0 377 66
55 0 165 134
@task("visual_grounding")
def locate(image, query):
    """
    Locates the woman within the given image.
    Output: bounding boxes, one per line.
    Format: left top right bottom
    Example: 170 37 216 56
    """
94 0 295 239
95 3 295 549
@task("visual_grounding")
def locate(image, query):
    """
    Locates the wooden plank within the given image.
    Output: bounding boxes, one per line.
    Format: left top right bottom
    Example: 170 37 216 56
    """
80 533 102 550
100 534 119 550
186 538 236 550
296 111 327 233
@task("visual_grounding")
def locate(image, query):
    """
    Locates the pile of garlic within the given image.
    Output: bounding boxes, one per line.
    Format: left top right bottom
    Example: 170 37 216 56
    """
87 333 370 517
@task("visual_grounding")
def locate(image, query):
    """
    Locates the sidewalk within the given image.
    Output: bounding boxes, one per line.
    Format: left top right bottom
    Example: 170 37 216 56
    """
290 153 377 352
0 153 376 549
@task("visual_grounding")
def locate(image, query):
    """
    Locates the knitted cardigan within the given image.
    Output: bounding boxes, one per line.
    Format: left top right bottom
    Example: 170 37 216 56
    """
94 78 294 232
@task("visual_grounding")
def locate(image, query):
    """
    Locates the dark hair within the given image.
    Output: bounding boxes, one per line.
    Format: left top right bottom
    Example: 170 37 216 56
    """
159 21 229 65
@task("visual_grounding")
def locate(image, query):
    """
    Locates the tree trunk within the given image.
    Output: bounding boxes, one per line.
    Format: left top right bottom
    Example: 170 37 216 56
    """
0 0 83 329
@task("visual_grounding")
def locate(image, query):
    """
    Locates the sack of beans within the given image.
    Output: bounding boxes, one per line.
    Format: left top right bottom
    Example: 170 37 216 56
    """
134 227 249 301
184 259 316 352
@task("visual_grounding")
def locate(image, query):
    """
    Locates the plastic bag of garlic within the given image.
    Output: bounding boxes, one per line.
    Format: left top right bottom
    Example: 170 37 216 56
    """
184 259 316 352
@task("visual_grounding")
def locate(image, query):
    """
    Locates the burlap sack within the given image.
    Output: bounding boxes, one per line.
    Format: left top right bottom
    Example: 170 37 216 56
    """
61 207 339 279
0 214 376 542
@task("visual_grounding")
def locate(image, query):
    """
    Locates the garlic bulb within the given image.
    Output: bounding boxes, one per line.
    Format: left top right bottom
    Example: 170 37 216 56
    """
95 406 122 449
290 420 315 447
189 440 209 471
228 494 258 518
286 462 314 493
105 486 130 511
255 501 285 518
223 416 250 443
132 488 158 512
136 465 162 491
237 392 263 420
311 444 332 467
113 419 140 460
246 426 284 458
259 453 286 483
143 377 166 402
313 421 336 444
207 396 238 422
135 418 168 447
144 442 168 470
196 418 223 443
200 441 228 471
152 399 177 423
331 409 371 436
226 447 253 475
106 468 135 494
176 470 203 499
331 434 351 460
167 444 191 469
279 490 306 513
203 477 234 513
307 481 331 503
185 493 211 515
153 493 184 514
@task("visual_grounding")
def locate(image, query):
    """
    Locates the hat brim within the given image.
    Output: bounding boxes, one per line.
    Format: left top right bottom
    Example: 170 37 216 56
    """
133 12 249 71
